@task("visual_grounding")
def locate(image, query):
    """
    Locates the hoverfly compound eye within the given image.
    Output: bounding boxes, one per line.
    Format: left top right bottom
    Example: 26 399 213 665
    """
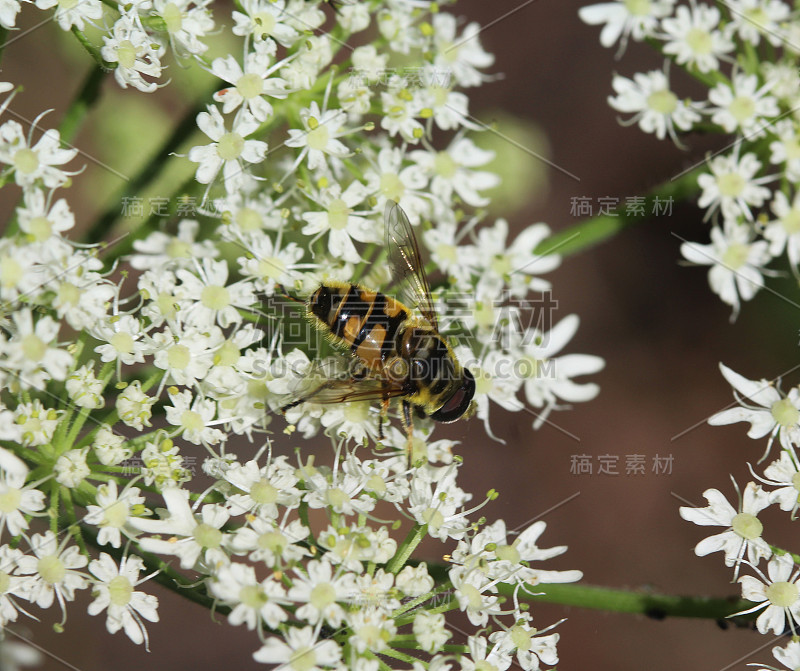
429 369 476 423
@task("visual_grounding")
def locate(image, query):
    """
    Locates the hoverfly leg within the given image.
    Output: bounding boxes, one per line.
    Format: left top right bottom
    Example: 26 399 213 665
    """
378 397 391 441
400 399 414 466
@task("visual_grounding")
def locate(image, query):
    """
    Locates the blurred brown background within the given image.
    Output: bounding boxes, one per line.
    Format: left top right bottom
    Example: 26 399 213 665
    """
4 0 800 669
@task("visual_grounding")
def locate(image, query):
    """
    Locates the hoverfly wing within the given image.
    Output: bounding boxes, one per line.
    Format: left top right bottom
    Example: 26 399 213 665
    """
384 200 439 330
279 358 406 412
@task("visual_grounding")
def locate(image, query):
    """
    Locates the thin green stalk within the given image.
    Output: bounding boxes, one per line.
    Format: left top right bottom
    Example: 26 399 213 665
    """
70 27 113 70
385 523 427 574
504 582 754 622
535 164 705 259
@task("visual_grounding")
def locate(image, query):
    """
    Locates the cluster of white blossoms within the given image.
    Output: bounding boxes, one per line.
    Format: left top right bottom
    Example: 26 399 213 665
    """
0 0 605 667
677 363 800 670
580 0 800 319
582 1 800 667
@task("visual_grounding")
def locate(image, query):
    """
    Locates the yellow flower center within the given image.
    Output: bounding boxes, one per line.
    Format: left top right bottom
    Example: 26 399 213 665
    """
217 132 244 161
731 512 762 540
647 89 678 115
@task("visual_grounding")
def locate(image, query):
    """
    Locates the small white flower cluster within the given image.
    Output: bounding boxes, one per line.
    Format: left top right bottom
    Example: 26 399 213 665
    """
0 0 607 665
679 363 800 667
580 0 800 319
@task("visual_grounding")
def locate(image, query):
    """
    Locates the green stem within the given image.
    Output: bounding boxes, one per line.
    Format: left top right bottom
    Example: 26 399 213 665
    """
59 66 106 144
385 523 427 575
84 83 218 246
504 582 754 622
70 27 113 70
535 165 705 258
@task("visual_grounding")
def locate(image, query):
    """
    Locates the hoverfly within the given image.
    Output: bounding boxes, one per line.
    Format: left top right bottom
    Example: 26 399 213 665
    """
280 200 475 454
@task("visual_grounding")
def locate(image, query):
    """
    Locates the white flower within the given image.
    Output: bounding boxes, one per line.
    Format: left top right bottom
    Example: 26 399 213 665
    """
188 105 267 194
285 100 352 172
410 135 500 208
15 532 89 612
661 2 735 73
88 553 159 646
164 389 226 445
152 0 214 55
65 364 104 409
347 607 397 654
408 466 473 541
132 488 231 570
679 482 773 576
680 223 771 318
53 448 90 488
14 400 59 447
236 231 306 296
0 0 21 29
708 363 800 460
44 249 116 332
515 314 605 430
364 146 429 223
149 324 219 387
211 52 290 122
736 553 800 635
769 117 800 180
129 218 218 270
232 0 300 50
764 190 800 271
579 0 675 51
253 626 342 669
229 516 310 567
459 345 523 441
101 11 165 93
414 611 451 654
380 82 425 143
117 380 156 430
92 314 149 367
708 73 779 138
608 69 702 143
0 120 78 189
288 559 356 628
0 545 35 626
724 0 791 46
474 217 560 297
207 562 288 630
92 426 133 466
761 450 800 518
175 257 257 328
35 0 102 30
4 308 72 390
490 617 560 671
0 460 45 537
697 151 773 222
84 480 147 548
759 640 800 671
222 456 301 518
16 188 74 241
422 216 478 284
304 466 376 517
301 181 378 264
395 562 435 597
450 567 503 627
431 13 494 88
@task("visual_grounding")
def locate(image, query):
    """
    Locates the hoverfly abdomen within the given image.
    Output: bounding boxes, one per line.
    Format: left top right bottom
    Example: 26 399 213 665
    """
308 281 410 371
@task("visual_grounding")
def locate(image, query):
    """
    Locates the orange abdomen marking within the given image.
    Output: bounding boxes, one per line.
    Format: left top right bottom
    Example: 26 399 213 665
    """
309 283 410 364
